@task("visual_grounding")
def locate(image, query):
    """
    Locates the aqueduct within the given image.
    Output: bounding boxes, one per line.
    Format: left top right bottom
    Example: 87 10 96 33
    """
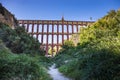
18 17 94 55
0 3 94 55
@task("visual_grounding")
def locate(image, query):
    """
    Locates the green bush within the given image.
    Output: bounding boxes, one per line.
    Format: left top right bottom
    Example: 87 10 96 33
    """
0 22 52 80
54 9 120 80
0 40 52 80
0 23 44 55
62 40 74 49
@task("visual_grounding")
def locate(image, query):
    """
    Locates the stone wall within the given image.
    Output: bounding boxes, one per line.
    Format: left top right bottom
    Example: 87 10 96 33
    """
0 3 18 29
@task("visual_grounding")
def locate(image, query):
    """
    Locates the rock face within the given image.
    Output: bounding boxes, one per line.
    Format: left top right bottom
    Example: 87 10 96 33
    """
0 3 18 29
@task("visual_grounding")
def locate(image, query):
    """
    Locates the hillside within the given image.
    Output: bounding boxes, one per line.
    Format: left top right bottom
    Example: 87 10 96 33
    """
0 23 52 80
54 9 120 80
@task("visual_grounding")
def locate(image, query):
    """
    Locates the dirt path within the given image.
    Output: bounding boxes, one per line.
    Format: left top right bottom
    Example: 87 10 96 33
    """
48 64 71 80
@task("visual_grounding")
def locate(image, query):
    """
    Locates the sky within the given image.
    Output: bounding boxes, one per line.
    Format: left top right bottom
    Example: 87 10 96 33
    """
0 0 120 21
0 0 120 47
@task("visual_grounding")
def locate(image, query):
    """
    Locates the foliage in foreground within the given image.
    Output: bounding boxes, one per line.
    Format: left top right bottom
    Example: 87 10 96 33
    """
0 23 44 55
0 22 52 66
0 40 52 80
0 23 52 80
54 9 120 80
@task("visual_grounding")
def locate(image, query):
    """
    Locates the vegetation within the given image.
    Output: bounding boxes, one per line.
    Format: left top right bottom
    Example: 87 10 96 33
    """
54 9 120 80
62 40 74 49
0 23 52 80
1 8 120 80
0 23 44 55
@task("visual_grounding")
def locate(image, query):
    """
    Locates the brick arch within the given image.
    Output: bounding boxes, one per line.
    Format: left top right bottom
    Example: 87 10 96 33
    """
18 19 94 55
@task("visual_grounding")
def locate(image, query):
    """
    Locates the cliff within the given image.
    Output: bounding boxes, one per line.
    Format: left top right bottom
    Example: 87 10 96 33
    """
0 3 18 29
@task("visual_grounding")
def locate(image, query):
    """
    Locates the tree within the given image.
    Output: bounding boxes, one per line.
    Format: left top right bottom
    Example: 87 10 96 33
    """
62 40 74 49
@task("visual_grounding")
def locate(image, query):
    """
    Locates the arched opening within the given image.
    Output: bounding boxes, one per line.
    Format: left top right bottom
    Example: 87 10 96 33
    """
38 35 42 43
43 35 47 44
59 35 62 44
54 25 57 33
64 25 67 33
39 24 42 32
44 25 47 32
48 35 52 44
49 25 52 32
69 25 72 33
73 25 77 33
59 25 62 33
54 35 57 44
28 24 32 32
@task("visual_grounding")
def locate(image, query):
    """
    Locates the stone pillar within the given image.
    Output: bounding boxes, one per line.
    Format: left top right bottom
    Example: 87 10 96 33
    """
52 23 54 56
32 22 34 37
77 22 79 32
57 23 59 53
41 21 44 43
26 21 29 32
36 22 39 40
72 22 74 33
62 22 64 44
67 21 69 40
46 23 49 55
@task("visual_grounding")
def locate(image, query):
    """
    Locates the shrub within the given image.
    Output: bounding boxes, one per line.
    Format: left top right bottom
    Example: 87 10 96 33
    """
0 23 44 55
54 9 120 80
0 41 52 80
